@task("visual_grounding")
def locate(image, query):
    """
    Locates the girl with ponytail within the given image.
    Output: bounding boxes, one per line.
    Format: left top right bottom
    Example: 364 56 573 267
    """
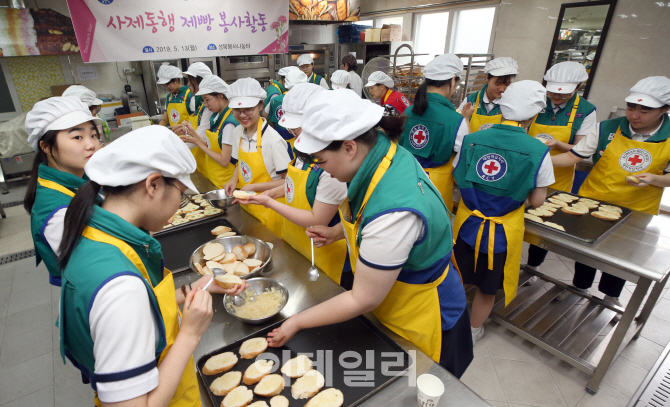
23 96 102 286
57 126 247 407
398 54 469 212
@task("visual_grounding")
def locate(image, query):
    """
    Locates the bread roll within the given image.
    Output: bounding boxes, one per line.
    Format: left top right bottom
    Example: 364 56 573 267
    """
591 211 620 221
221 252 238 264
244 259 263 268
543 222 565 231
281 355 313 378
524 213 544 223
527 208 554 217
233 190 257 200
556 193 578 202
269 395 289 407
538 205 557 213
542 202 562 208
243 360 275 385
222 261 241 274
291 369 325 399
215 275 244 289
206 261 225 271
243 243 256 256
210 371 242 396
548 197 569 207
254 374 285 397
194 263 205 275
232 245 249 260
203 242 225 260
203 352 238 375
561 206 588 215
219 231 238 237
234 262 250 277
249 402 269 407
599 205 622 214
626 175 640 184
304 388 344 407
222 386 254 407
239 337 268 359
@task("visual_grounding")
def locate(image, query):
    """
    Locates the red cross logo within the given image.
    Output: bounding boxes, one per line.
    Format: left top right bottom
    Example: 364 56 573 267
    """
413 130 426 144
238 102 242 106
242 167 248 175
628 155 643 166
286 184 290 194
558 88 562 91
171 112 177 120
638 99 643 102
484 161 499 174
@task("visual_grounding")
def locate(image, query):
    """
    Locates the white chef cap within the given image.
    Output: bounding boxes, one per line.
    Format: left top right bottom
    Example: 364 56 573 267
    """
85 125 198 194
25 96 102 152
62 85 103 107
543 62 589 94
365 71 394 89
484 57 519 77
278 66 294 77
227 77 267 108
423 54 463 81
499 80 547 122
279 83 325 129
195 75 229 96
296 89 384 154
183 62 212 78
330 70 351 90
284 68 308 90
157 64 183 84
297 54 314 66
624 76 670 108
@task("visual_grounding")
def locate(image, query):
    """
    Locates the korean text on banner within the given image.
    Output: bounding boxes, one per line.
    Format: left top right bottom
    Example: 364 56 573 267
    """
65 0 289 63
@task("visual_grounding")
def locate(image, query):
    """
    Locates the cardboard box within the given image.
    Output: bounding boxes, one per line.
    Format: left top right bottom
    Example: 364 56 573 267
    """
365 28 382 42
116 112 145 127
381 24 401 42
100 101 122 121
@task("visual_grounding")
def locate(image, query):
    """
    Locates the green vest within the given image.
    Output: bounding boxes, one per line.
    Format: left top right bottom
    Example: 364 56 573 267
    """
400 92 462 166
465 84 502 116
453 124 548 203
309 73 325 87
30 164 87 286
534 94 596 143
165 86 194 115
264 80 286 107
210 107 240 148
59 206 167 383
194 95 204 115
268 94 286 127
296 161 321 208
593 116 670 165
349 133 452 271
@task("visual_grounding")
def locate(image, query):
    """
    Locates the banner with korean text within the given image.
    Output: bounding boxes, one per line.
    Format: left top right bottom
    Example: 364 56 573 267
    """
65 0 289 63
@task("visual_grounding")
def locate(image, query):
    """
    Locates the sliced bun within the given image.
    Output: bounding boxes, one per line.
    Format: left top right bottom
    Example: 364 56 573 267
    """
222 261 241 274
203 352 238 375
591 211 620 221
203 242 225 260
233 190 258 200
538 205 557 213
599 205 622 214
626 175 640 184
243 360 275 385
281 355 313 378
254 374 285 397
221 252 238 264
206 261 225 271
239 337 268 359
194 262 205 275
215 274 244 289
219 231 238 237
202 266 213 276
244 259 263 268
543 222 565 231
234 262 250 277
527 208 553 217
556 193 578 202
577 201 598 209
543 202 562 208
548 198 569 208
269 395 289 407
232 245 249 260
579 198 600 205
243 243 256 256
210 371 242 396
222 385 254 407
249 402 269 407
291 369 325 399
561 206 588 215
304 388 344 407
524 213 544 223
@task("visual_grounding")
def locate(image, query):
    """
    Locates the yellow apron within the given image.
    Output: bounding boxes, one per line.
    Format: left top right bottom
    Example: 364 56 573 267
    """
528 95 581 191
188 101 204 128
168 88 192 127
237 120 286 236
338 142 447 362
579 127 670 215
424 155 456 213
190 104 207 177
281 163 347 284
37 177 75 197
203 109 236 189
82 227 200 407
469 90 502 132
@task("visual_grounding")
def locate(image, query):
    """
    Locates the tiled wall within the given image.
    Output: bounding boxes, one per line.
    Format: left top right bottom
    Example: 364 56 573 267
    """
6 55 65 111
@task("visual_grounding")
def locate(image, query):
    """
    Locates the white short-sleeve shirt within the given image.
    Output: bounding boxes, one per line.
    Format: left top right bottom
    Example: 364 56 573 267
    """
357 211 425 269
458 91 500 114
294 158 348 206
231 119 291 179
548 100 597 137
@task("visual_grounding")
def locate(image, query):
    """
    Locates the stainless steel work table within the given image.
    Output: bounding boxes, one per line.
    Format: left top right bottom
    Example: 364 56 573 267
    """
173 182 489 407
485 194 670 395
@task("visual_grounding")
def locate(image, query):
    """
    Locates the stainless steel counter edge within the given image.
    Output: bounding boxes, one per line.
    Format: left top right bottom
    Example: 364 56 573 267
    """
173 204 490 407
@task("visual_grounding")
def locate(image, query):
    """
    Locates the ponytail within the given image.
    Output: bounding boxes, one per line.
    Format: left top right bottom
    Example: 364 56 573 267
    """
58 180 101 268
412 78 455 116
24 130 60 213
376 115 405 142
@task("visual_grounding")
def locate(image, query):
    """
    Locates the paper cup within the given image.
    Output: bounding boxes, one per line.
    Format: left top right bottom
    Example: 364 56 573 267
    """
416 373 445 407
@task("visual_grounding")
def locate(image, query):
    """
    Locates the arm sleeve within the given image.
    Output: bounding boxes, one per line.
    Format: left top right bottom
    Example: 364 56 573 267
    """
189 98 196 114
570 123 601 158
315 171 348 205
458 98 467 110
575 110 597 136
195 108 212 141
219 123 236 147
230 128 240 163
319 78 330 90
452 148 463 169
270 137 291 177
358 211 424 269
91 276 159 403
453 118 470 153
43 207 66 256
536 153 556 188
185 93 194 115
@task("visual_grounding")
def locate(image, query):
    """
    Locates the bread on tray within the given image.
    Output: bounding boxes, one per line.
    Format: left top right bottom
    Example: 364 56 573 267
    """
591 211 620 221
281 354 313 378
291 369 325 399
599 205 622 214
210 371 242 396
222 385 254 407
269 395 289 407
543 222 565 231
524 213 544 223
527 208 554 217
203 352 238 375
304 388 344 407
239 337 268 359
561 206 589 215
254 374 285 397
243 360 275 385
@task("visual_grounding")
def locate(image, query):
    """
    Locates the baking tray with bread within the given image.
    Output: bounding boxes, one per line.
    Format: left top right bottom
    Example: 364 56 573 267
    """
523 191 632 244
196 316 411 407
156 193 227 236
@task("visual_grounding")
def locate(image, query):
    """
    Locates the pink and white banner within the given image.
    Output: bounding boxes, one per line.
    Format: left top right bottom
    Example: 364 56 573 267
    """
66 0 289 63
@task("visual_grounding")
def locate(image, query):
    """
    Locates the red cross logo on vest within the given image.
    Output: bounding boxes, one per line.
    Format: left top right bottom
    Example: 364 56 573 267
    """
484 161 499 174
240 160 252 183
169 108 180 123
285 175 295 203
409 124 429 149
619 148 652 173
476 153 507 181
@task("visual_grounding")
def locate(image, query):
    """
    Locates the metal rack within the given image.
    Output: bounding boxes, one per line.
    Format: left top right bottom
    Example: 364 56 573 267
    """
375 44 427 101
453 53 494 106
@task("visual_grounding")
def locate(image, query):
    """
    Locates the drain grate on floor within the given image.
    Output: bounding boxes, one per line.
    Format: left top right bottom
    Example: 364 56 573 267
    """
0 248 35 265
630 341 670 407
0 200 23 209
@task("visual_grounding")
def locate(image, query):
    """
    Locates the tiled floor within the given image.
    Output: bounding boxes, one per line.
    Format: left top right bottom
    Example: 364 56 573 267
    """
0 182 669 406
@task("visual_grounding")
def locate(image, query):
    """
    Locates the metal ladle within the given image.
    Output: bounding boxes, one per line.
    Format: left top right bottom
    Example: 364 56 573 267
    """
308 237 319 281
208 268 245 306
